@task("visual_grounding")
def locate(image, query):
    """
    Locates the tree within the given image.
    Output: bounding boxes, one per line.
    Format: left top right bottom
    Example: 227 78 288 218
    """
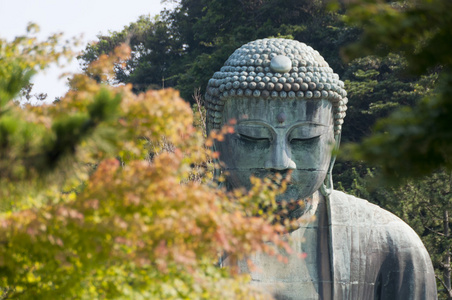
0 28 293 299
341 54 437 143
333 53 437 189
342 0 452 181
79 15 184 92
79 0 358 102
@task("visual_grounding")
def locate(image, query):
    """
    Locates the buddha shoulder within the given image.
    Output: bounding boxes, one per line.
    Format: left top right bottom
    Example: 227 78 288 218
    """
329 190 428 251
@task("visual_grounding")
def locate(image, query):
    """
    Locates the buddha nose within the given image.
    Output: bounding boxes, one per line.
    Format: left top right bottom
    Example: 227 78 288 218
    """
265 135 297 170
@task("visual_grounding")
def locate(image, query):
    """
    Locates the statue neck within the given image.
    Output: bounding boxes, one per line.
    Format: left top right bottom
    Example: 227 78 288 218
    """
286 190 322 221
300 190 322 221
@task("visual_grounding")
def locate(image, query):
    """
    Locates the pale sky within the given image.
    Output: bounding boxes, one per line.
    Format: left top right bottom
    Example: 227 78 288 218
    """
0 0 172 103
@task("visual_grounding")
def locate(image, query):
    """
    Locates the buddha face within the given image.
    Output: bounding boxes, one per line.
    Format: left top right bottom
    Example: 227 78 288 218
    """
215 97 335 202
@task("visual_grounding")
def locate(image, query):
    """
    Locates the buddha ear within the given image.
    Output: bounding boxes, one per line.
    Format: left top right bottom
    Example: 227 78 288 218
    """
320 133 341 198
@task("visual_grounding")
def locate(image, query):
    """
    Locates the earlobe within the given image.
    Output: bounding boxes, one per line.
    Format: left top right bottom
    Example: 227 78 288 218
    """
320 133 341 199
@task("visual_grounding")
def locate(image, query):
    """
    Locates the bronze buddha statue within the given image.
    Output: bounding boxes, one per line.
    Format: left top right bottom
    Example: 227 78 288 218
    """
205 38 437 299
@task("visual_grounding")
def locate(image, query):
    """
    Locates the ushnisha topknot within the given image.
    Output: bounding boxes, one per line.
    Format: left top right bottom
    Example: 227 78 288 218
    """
205 38 348 135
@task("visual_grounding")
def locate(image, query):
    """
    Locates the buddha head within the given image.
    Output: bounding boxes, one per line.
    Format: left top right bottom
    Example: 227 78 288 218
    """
205 38 347 204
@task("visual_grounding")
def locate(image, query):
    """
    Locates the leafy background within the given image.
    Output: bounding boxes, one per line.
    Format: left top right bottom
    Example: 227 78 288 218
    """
2 0 452 298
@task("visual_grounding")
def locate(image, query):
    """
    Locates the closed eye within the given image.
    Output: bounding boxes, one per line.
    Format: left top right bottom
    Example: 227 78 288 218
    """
236 124 272 142
289 135 320 143
238 133 270 142
288 123 331 143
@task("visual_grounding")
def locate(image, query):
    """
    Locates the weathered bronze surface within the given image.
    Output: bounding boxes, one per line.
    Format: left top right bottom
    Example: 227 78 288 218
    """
206 39 437 299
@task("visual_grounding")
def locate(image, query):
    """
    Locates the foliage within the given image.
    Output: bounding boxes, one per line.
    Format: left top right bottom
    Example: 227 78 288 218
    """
78 0 355 102
0 30 294 299
18 83 49 104
0 23 72 106
340 53 437 143
0 24 74 211
342 0 452 181
79 15 183 91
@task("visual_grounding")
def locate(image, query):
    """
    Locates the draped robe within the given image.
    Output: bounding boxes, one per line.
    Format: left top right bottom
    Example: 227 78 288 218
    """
232 190 437 299
328 191 437 299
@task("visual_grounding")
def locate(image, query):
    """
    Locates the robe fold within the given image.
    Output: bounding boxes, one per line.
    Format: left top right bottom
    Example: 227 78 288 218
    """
228 190 437 299
328 191 437 299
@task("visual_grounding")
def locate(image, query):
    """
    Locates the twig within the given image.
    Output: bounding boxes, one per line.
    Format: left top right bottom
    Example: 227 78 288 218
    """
435 274 452 299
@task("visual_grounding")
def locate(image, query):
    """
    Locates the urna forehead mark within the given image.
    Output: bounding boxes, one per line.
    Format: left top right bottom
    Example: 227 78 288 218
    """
277 112 286 123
